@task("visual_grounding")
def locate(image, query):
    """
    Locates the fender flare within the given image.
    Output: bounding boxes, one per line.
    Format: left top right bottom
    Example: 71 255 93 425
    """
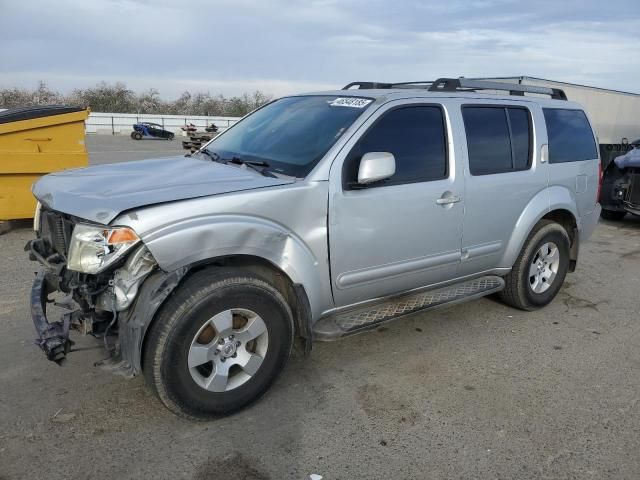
500 186 579 267
141 214 331 320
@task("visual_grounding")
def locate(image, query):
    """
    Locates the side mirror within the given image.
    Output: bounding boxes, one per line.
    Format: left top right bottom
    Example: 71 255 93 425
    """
357 152 396 185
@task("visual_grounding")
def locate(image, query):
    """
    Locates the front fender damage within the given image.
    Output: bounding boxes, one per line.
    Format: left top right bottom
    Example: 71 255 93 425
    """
99 267 188 377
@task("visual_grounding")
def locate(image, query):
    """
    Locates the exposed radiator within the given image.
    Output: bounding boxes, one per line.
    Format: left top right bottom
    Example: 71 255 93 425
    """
39 209 75 257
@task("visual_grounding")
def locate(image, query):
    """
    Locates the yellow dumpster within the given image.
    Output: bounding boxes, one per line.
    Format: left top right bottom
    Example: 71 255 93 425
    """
0 106 89 225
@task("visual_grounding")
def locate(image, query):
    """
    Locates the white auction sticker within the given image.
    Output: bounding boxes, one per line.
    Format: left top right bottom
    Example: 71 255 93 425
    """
329 97 373 108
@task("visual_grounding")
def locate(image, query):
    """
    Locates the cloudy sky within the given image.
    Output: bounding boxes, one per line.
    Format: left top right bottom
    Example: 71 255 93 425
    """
1 0 639 98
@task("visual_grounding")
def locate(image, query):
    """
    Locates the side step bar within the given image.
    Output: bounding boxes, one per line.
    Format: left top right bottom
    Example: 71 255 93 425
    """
313 275 505 340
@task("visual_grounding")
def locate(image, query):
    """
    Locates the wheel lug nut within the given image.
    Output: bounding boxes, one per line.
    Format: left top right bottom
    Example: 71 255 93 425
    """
236 341 241 347
232 353 237 358
229 335 234 340
220 357 226 362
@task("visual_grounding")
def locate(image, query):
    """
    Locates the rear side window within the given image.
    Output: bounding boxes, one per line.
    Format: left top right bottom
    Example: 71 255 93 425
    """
543 109 598 163
343 106 447 188
463 106 532 175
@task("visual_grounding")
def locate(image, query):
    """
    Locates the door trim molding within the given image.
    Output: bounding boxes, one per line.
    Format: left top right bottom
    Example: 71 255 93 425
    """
461 241 503 261
335 250 461 289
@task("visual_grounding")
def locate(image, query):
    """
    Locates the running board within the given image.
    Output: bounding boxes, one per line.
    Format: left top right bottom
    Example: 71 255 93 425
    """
313 276 505 340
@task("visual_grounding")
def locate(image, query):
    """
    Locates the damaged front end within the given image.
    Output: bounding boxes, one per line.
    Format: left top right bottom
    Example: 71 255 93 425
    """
601 147 640 216
26 206 186 375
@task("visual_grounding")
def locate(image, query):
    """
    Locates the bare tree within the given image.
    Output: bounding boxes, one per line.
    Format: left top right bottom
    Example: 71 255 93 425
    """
0 81 62 108
0 81 273 116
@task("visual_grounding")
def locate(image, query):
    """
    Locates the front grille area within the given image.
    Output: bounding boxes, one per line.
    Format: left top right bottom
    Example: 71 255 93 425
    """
39 209 75 257
626 171 640 207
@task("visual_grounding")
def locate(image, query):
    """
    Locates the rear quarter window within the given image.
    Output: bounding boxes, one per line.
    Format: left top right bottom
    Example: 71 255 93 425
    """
543 109 598 163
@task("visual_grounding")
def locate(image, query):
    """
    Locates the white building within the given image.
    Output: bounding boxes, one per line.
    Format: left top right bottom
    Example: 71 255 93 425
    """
475 76 640 144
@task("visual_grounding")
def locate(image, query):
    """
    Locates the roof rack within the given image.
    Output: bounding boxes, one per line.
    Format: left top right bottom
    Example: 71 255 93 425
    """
342 77 568 100
342 81 433 90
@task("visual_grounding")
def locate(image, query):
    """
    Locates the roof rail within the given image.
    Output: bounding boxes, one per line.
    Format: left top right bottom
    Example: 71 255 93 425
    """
342 81 433 90
429 78 567 100
342 77 568 100
343 81 393 90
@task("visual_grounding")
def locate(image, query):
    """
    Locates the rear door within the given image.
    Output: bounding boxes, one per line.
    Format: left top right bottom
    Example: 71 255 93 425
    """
328 100 465 307
543 108 600 216
457 100 548 276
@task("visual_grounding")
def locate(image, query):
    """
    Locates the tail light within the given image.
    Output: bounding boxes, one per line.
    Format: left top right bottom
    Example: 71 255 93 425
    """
596 161 603 203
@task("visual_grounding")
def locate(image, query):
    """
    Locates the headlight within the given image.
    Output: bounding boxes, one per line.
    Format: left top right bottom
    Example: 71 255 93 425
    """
67 224 140 274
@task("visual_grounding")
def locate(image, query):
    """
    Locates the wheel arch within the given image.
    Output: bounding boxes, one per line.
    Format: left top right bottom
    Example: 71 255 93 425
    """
138 255 314 374
187 254 314 348
139 213 331 319
540 209 579 271
501 186 580 271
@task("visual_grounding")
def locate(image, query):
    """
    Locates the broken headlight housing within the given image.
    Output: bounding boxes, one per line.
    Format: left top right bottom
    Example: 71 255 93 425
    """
67 224 140 274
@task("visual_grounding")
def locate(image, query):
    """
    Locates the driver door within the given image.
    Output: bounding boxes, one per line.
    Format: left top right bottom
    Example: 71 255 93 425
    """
328 100 464 307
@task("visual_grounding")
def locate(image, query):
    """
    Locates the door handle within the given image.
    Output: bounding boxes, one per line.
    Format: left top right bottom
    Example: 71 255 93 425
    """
436 194 461 205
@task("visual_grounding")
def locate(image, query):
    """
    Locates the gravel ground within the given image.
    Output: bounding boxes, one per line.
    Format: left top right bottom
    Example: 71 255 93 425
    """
1 136 639 479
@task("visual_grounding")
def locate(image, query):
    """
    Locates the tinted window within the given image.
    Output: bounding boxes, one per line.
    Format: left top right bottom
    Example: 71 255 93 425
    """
343 106 447 187
508 108 531 171
463 106 532 175
543 109 598 163
463 107 512 175
206 96 371 177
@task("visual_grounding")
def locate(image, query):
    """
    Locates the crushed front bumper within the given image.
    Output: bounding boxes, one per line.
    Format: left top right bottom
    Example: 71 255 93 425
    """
29 264 189 375
30 271 72 364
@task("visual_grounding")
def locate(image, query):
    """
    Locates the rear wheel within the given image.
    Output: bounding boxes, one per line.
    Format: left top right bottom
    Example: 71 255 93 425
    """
143 268 294 419
600 209 626 221
499 220 571 311
167 133 175 140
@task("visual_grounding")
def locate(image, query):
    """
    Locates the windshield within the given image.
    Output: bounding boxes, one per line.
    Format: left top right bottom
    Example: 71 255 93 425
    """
204 95 373 177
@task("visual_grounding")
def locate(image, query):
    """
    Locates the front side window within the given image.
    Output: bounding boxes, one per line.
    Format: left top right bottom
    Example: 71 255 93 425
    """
463 106 532 176
343 105 448 188
543 109 598 163
205 95 372 177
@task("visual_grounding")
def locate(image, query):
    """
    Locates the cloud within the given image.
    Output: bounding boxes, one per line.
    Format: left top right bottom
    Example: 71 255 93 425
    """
0 0 638 97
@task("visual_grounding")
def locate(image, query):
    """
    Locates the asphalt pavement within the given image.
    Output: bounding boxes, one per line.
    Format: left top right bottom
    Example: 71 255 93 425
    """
1 135 639 479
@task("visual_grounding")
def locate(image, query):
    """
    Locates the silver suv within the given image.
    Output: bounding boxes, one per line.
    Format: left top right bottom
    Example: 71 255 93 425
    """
27 78 601 418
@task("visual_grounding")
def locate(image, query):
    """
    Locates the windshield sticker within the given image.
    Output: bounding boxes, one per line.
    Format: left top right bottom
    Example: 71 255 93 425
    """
329 97 373 108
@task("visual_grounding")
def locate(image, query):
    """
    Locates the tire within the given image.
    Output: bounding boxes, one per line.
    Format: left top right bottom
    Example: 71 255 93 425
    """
130 131 136 139
132 131 143 140
499 220 571 311
167 133 175 140
143 267 294 419
600 209 626 221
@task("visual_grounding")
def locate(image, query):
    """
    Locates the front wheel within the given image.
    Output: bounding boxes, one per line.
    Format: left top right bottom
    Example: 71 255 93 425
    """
143 268 294 419
499 220 571 311
132 131 143 140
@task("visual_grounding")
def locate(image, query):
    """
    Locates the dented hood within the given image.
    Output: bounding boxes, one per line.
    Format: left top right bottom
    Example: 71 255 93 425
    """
33 156 294 224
